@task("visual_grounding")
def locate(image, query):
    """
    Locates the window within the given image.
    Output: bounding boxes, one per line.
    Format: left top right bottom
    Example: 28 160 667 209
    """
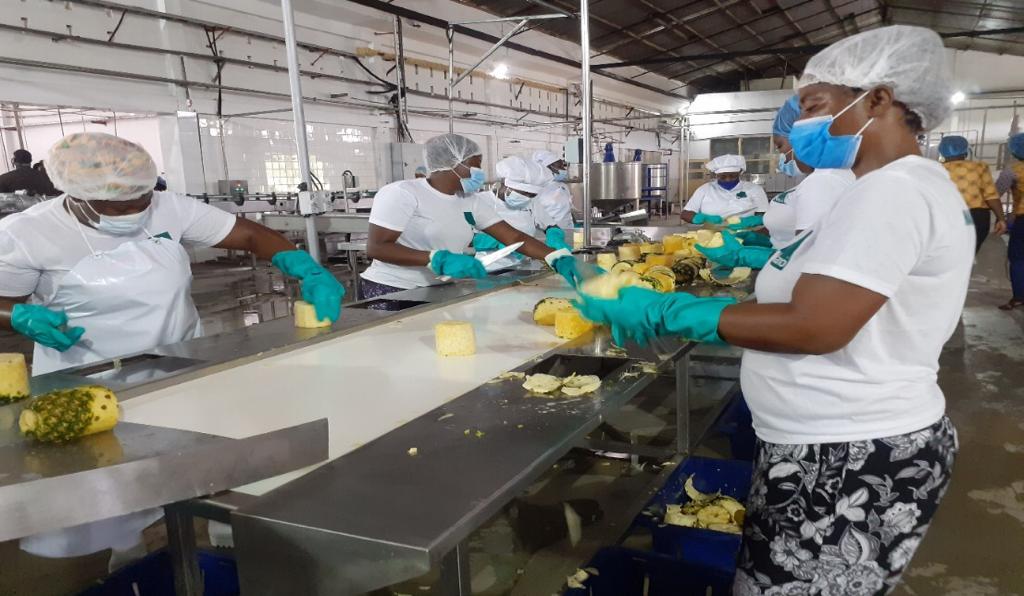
710 136 772 175
264 154 327 193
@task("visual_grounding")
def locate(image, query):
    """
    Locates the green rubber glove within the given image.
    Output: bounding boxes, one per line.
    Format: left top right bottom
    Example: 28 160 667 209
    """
692 213 723 225
430 250 487 279
472 233 503 252
271 250 345 323
11 303 86 352
735 231 773 248
544 227 571 252
575 288 735 346
727 214 764 230
548 252 583 287
696 231 774 270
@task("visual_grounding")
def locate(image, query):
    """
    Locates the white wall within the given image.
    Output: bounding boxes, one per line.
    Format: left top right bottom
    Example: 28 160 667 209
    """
0 0 685 197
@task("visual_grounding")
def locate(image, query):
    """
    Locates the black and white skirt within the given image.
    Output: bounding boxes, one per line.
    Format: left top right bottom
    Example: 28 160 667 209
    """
733 416 958 596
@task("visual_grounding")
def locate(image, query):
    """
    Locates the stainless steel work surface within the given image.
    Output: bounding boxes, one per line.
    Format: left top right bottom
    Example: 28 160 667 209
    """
0 418 327 542
231 351 659 595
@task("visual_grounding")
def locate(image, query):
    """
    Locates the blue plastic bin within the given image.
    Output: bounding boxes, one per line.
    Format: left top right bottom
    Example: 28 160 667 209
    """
78 549 239 596
564 547 734 596
714 394 756 461
632 455 753 573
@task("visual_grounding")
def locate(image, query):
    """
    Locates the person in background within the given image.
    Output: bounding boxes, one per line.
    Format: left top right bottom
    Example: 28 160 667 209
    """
0 133 343 376
361 133 581 302
473 156 559 268
531 150 575 250
697 95 856 270
996 132 1024 310
413 165 428 179
681 154 769 225
577 26 966 594
939 135 1006 253
154 175 168 191
0 149 59 196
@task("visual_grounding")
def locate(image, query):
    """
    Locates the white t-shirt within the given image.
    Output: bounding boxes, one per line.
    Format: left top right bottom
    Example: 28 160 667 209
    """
533 182 574 231
362 178 502 289
0 192 237 304
684 180 769 217
741 156 975 444
763 169 856 248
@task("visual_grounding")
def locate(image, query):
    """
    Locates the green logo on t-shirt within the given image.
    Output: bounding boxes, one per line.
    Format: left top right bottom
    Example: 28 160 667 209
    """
153 231 172 240
736 191 748 198
464 212 476 226
769 231 812 270
772 191 790 205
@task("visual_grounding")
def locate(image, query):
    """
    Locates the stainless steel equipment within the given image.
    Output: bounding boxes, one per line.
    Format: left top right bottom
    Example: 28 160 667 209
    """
217 179 248 195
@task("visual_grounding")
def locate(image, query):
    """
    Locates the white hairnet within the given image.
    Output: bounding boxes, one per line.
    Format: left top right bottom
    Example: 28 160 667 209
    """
531 150 560 168
797 25 953 131
422 133 482 172
706 154 746 174
48 132 157 201
496 156 552 194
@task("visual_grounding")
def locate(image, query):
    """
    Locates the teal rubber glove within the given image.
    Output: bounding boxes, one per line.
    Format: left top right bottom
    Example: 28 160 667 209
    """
545 249 582 287
430 250 487 279
735 230 773 248
272 250 345 323
727 214 764 230
11 303 86 352
692 213 723 225
472 233 503 252
696 231 774 269
575 288 735 346
544 227 571 252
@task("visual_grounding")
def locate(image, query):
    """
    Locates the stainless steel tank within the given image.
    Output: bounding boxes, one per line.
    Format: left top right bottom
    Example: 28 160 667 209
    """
619 162 643 200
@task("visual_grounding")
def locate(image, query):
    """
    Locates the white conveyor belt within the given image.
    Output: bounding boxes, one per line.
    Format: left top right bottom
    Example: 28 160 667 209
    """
122 278 575 496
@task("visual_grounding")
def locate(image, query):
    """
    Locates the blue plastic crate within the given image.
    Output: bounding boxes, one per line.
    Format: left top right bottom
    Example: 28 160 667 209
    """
565 547 733 596
714 394 756 461
632 455 753 573
78 549 239 596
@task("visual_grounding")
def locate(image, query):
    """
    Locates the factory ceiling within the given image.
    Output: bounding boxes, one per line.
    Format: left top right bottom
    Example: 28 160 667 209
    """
454 0 1024 94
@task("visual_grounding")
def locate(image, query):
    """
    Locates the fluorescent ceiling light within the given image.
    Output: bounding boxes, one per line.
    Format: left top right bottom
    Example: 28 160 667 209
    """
950 91 966 104
490 63 510 80
176 110 197 118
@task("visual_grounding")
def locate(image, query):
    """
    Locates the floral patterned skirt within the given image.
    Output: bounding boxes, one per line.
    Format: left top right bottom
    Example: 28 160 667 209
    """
733 416 958 596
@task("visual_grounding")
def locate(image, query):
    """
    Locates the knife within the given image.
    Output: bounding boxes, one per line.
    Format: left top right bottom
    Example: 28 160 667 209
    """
438 241 525 281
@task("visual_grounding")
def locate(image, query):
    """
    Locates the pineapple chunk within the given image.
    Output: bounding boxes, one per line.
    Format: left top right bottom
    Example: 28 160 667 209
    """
555 310 595 340
435 321 476 356
533 298 575 326
294 300 331 328
20 386 119 443
0 353 30 404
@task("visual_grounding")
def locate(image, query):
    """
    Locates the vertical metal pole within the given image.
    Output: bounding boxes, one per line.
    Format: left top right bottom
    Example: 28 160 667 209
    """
682 118 690 212
437 541 471 596
979 107 988 162
164 503 203 596
281 0 320 262
580 0 592 247
393 16 410 140
12 104 26 148
447 27 455 134
675 354 690 455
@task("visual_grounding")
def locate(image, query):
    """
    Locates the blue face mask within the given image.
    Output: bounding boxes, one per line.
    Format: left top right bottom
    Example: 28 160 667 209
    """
789 90 874 170
453 166 486 194
504 190 532 210
553 170 568 182
777 151 802 177
79 199 152 236
718 179 740 191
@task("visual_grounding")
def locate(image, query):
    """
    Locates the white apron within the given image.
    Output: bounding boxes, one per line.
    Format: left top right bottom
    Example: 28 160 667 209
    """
478 195 541 270
23 228 199 560
32 234 201 376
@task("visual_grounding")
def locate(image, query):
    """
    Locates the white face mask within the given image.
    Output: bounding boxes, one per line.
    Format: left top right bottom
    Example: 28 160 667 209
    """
77 198 152 236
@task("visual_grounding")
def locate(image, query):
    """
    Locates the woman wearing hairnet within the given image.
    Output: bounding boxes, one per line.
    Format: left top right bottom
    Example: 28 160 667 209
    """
996 132 1024 310
697 95 857 270
531 149 575 250
938 134 1006 253
361 133 581 300
681 154 769 225
0 132 343 377
472 155 565 268
577 26 967 593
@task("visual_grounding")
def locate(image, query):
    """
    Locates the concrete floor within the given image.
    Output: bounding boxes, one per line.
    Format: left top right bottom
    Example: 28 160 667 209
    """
2 237 1023 595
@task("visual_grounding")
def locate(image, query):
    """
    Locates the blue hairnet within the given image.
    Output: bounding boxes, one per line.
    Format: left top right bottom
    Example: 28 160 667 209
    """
772 95 801 138
1010 133 1024 160
938 136 969 159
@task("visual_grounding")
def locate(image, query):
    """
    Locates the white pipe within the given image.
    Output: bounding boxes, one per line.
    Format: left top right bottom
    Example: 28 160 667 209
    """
580 0 592 246
280 0 320 262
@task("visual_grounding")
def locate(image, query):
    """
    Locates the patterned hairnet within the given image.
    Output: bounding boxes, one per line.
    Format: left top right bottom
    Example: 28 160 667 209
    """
47 132 157 201
798 25 953 130
706 154 746 174
422 133 482 172
1010 133 1024 160
531 150 560 167
496 156 553 194
938 136 969 159
772 95 802 138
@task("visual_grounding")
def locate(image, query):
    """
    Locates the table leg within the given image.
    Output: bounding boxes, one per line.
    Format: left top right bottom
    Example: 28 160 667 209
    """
436 541 471 596
675 353 690 455
164 502 204 596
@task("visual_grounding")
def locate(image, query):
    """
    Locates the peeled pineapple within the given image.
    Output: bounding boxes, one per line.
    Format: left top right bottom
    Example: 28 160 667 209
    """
20 386 119 443
0 353 30 404
533 297 575 326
